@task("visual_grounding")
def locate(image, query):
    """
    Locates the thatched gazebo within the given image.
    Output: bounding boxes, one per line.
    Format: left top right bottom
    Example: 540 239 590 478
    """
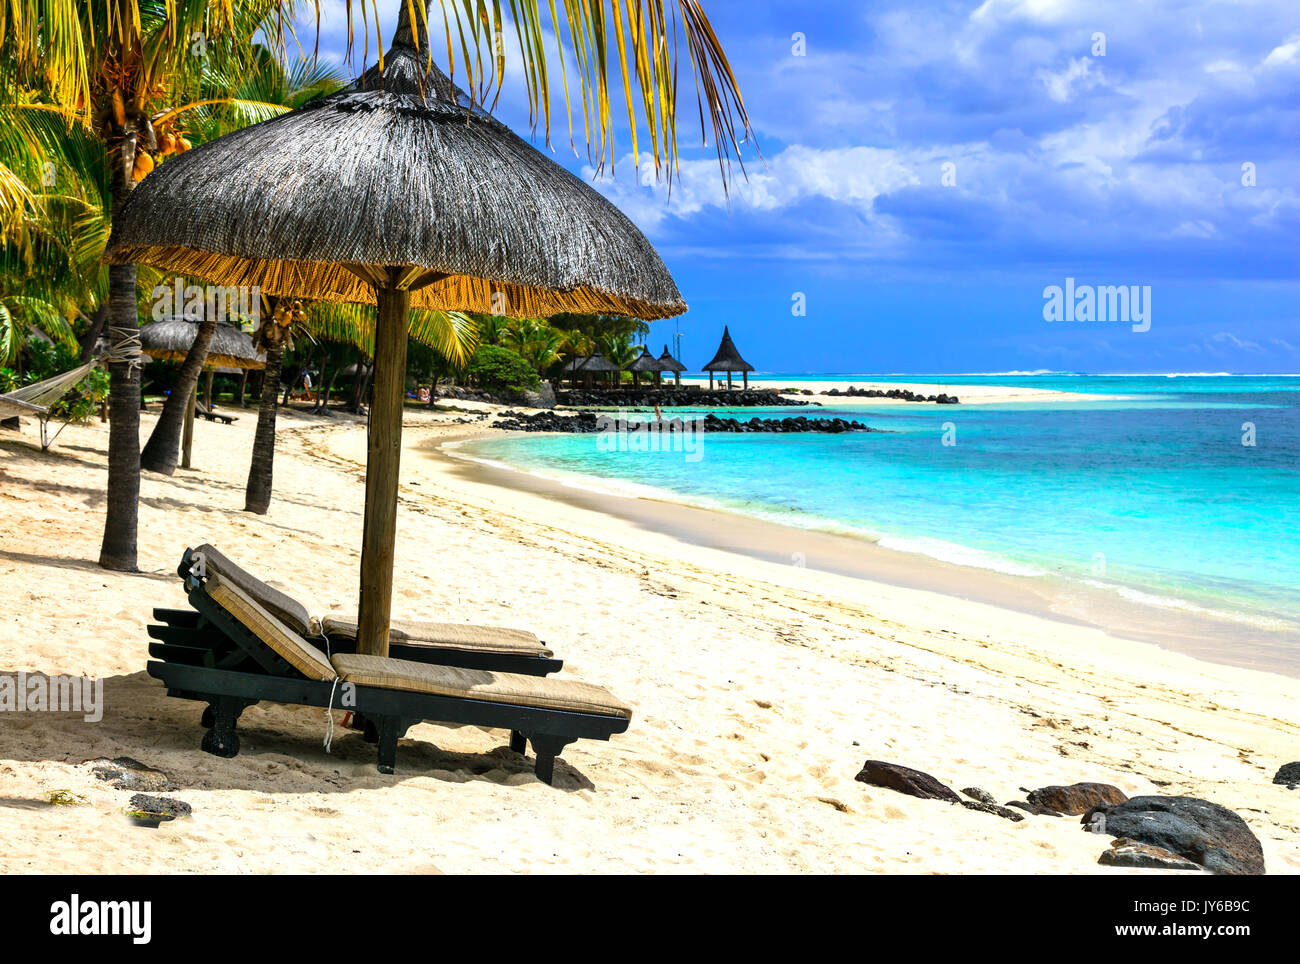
702 326 754 390
657 344 686 387
139 315 264 468
627 347 663 388
104 3 686 658
575 350 621 389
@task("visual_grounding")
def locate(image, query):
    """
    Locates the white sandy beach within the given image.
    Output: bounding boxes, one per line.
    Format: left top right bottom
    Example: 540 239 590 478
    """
0 404 1296 874
677 376 1126 405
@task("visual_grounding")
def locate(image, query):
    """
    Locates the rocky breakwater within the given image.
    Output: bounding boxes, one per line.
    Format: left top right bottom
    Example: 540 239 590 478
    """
492 410 874 434
823 386 959 404
557 388 811 408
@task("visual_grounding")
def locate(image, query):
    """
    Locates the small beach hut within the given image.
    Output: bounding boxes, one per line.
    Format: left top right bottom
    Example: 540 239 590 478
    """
702 326 754 390
576 350 622 389
657 344 686 387
105 3 686 657
561 355 590 388
627 347 663 388
139 316 264 468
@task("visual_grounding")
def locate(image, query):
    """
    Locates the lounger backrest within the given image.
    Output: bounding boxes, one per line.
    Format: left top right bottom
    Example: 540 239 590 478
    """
193 544 315 638
205 571 336 682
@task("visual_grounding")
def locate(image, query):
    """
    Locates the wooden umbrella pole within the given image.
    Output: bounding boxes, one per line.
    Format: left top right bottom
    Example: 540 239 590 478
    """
357 277 411 658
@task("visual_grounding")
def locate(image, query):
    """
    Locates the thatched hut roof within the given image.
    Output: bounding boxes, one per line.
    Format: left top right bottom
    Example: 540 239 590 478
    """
627 348 663 372
702 326 754 373
575 351 621 373
657 344 687 373
103 11 685 321
138 317 265 370
561 355 589 373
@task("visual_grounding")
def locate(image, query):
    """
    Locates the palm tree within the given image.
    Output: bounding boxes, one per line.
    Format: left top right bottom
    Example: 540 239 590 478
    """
500 317 565 374
7 1 752 564
139 53 347 476
1 0 314 570
243 297 477 514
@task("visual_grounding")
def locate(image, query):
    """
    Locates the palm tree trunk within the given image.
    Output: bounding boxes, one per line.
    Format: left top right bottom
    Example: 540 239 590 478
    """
79 304 109 363
139 317 218 475
98 136 142 572
244 346 284 514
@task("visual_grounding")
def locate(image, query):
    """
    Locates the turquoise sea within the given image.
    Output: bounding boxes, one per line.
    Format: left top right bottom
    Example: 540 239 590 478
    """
458 375 1300 635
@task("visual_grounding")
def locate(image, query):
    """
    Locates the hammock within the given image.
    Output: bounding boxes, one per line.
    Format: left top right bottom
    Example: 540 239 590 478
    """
0 359 100 449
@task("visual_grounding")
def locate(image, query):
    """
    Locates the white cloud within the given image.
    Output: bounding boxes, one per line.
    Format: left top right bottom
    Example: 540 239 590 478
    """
1036 56 1103 102
587 145 924 229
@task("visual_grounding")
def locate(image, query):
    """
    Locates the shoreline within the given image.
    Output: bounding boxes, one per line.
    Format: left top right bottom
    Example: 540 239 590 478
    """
674 377 1132 405
437 429 1300 680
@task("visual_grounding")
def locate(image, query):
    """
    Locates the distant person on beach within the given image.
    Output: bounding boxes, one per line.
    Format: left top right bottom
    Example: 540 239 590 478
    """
654 402 663 422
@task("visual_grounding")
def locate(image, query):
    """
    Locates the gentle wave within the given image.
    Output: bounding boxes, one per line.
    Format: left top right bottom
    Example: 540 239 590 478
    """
876 535 1048 577
1081 579 1300 632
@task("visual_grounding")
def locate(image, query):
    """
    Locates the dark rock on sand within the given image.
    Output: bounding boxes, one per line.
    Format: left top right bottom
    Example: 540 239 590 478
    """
962 787 998 806
127 793 192 821
92 757 175 792
1273 762 1300 787
855 760 961 802
961 800 1025 822
1082 795 1265 876
1026 782 1128 815
1098 837 1203 872
1006 800 1064 817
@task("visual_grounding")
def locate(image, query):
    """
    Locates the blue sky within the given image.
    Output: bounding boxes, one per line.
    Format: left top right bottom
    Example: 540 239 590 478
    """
298 1 1300 374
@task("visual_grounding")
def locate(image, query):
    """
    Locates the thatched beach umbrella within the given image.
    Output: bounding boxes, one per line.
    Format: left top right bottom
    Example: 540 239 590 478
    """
657 345 687 387
702 326 754 390
576 350 622 389
628 347 663 388
139 316 266 372
104 5 686 657
139 316 265 468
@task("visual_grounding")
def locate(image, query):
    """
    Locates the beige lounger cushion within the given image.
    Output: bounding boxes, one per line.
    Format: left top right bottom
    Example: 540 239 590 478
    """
194 543 315 638
321 615 552 658
206 572 337 682
330 654 632 721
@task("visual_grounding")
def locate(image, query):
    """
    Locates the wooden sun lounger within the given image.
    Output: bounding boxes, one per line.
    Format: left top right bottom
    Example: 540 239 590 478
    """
165 546 563 676
148 570 631 783
194 401 236 424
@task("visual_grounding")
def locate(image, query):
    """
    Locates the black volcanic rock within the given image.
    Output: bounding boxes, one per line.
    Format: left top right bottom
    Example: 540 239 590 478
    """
1026 782 1128 815
490 410 875 435
1082 795 1264 875
854 760 961 802
820 385 959 404
557 388 811 408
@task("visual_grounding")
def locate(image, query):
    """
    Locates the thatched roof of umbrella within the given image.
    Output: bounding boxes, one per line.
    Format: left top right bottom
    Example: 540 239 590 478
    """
102 2 685 661
702 326 754 372
657 345 687 373
627 348 663 373
103 15 685 321
138 317 265 370
576 350 621 373
561 355 589 373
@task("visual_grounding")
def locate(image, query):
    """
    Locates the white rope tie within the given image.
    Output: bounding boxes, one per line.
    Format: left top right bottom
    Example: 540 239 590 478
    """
323 677 340 753
105 326 145 368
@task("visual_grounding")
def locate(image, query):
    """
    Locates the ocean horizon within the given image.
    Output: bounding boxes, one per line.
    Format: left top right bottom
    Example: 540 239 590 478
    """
459 374 1300 640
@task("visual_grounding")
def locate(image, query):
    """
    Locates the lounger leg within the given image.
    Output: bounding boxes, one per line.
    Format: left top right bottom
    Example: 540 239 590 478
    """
374 717 400 774
200 696 249 758
509 730 527 754
528 735 576 786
